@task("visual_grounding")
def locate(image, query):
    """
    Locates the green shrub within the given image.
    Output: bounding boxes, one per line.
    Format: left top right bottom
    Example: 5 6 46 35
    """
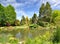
29 24 38 29
14 20 20 26
52 27 60 43
37 21 45 27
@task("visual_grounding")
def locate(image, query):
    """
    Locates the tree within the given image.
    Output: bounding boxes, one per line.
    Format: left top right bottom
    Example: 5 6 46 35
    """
15 20 20 26
25 16 29 25
52 10 58 23
0 4 5 26
45 2 52 16
5 5 16 26
53 10 60 25
44 2 52 22
29 18 32 24
32 13 37 24
0 4 16 26
20 16 26 25
39 3 45 18
39 2 52 22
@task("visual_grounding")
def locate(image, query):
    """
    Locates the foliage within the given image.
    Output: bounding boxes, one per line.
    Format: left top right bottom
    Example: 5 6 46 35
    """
52 27 60 43
14 20 20 26
29 18 32 24
25 31 53 44
52 10 60 25
0 34 19 44
39 3 45 17
25 16 29 25
20 16 26 25
55 16 60 25
45 2 52 17
5 5 16 26
8 37 18 44
0 4 16 26
29 24 38 29
0 4 5 26
52 10 59 23
32 13 37 24
37 21 45 27
0 25 59 44
39 2 52 22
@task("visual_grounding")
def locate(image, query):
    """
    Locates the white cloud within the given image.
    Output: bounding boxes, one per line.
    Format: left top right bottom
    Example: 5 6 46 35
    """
16 10 28 20
16 10 28 19
50 0 60 9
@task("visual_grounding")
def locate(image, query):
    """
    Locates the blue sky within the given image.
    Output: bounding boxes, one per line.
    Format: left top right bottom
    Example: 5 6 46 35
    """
0 0 60 20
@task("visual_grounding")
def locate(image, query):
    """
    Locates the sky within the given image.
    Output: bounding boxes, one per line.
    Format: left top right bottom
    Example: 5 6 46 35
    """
0 0 60 20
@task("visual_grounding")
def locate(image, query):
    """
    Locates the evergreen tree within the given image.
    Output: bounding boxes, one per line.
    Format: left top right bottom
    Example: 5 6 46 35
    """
45 2 52 17
39 3 45 18
29 18 32 24
32 13 37 24
39 2 52 22
20 16 26 25
25 16 29 25
44 2 52 22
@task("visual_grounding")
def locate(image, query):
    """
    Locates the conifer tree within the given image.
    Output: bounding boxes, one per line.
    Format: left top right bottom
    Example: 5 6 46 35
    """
32 13 37 24
20 16 26 25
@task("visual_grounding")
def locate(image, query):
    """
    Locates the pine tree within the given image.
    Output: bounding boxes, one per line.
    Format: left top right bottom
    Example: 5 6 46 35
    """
39 2 52 22
20 16 26 25
25 16 29 25
29 18 32 24
45 2 52 17
39 3 45 18
44 2 52 22
32 13 37 24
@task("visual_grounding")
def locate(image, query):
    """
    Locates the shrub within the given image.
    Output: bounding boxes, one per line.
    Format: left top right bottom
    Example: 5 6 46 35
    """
37 21 45 27
29 24 38 29
14 20 20 26
52 27 60 43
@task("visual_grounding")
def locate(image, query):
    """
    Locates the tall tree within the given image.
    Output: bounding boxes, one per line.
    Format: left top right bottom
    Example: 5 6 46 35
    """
29 18 32 24
39 3 45 18
39 2 52 22
25 16 29 25
52 10 58 23
0 4 16 26
52 10 60 25
45 2 52 17
5 5 16 25
44 2 52 22
32 13 37 24
20 16 26 25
